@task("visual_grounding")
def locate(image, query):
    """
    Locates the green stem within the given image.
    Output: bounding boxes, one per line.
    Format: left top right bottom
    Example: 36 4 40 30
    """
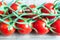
0 18 9 24
49 16 60 25
3 14 14 19
15 0 20 3
54 0 60 5
43 6 52 13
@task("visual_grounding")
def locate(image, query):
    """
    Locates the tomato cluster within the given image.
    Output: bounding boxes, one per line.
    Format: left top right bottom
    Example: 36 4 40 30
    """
0 0 60 36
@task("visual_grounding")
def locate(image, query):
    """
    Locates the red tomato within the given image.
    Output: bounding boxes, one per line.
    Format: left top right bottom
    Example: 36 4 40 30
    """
10 3 18 11
6 9 12 15
0 2 6 15
8 9 12 14
0 19 15 36
29 4 36 8
51 19 60 35
16 19 32 34
32 19 49 34
22 8 36 18
0 11 4 15
41 3 56 19
0 1 2 6
0 2 4 15
41 3 54 13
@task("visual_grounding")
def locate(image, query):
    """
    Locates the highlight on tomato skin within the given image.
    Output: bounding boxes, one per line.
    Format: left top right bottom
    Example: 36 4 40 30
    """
0 19 15 36
32 19 49 35
41 3 57 19
15 19 32 34
51 19 60 35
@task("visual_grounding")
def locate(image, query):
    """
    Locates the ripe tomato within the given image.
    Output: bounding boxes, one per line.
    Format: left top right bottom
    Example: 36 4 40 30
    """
0 1 2 6
0 19 15 36
41 3 56 19
0 2 4 15
6 9 12 15
22 7 36 18
16 19 32 34
8 9 12 14
32 19 49 34
0 11 4 15
10 3 18 11
51 19 60 35
29 4 36 8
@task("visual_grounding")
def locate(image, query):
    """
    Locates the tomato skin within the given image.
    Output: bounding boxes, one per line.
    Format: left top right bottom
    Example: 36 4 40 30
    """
0 2 2 6
10 3 18 11
0 22 15 36
0 2 5 15
41 3 56 19
29 4 36 8
51 19 60 35
33 19 49 34
41 3 54 13
22 7 36 18
0 19 15 36
16 19 32 34
0 11 4 15
0 2 4 15
8 9 12 14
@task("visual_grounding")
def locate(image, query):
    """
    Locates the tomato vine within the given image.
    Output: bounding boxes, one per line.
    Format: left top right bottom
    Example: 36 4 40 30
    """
0 0 60 35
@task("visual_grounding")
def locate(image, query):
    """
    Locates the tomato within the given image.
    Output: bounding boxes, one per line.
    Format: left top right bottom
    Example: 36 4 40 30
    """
0 1 2 6
29 4 36 8
0 11 4 15
41 3 56 19
51 19 60 35
16 19 32 34
22 7 36 18
32 19 49 34
41 3 54 13
10 3 18 11
0 2 7 15
0 2 4 15
6 9 12 15
0 19 15 36
8 9 12 14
